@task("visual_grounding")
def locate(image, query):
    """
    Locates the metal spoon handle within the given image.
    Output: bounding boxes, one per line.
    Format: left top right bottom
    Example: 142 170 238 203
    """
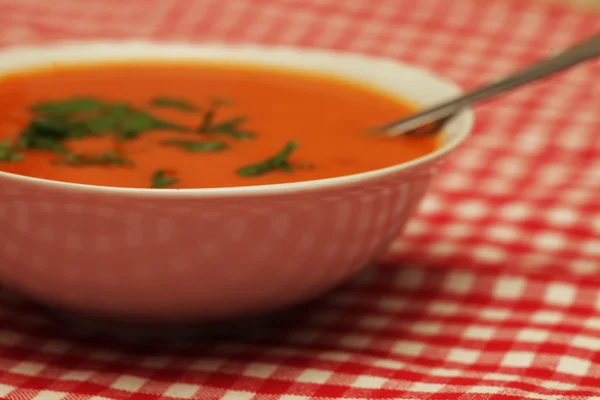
380 32 600 134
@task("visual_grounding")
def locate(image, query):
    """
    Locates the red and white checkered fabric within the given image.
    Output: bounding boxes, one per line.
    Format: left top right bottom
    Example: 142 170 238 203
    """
0 0 600 398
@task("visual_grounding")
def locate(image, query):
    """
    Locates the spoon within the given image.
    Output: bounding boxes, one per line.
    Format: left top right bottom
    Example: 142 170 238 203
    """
376 32 600 137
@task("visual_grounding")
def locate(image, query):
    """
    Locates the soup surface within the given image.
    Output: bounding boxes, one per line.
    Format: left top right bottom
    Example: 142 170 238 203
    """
0 62 437 189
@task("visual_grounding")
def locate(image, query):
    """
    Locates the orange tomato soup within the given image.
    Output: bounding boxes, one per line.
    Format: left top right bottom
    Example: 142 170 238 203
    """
0 62 437 189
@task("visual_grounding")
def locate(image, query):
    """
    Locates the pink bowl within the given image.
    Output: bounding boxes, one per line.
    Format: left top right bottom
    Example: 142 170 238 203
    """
0 41 474 323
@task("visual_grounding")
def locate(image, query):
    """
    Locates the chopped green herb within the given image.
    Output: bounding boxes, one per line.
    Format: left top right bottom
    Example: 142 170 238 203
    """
30 118 81 138
0 141 23 163
31 97 106 117
56 149 134 167
151 169 178 188
19 136 67 153
73 111 124 135
27 98 192 147
237 141 299 177
206 116 255 140
116 110 189 140
196 97 249 138
18 118 74 153
197 109 215 133
210 116 246 129
197 115 255 140
151 97 199 112
161 139 228 152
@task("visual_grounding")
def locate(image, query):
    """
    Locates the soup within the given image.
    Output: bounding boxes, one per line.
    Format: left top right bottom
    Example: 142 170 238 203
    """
0 62 437 189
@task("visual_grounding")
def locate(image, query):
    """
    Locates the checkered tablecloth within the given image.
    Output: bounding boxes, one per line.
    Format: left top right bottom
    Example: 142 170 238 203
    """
0 0 600 399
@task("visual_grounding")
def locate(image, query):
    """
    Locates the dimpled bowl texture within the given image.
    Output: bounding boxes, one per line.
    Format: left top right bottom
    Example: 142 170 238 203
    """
0 42 474 323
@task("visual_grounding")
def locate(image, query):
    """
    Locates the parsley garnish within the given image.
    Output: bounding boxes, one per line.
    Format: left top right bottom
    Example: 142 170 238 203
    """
151 97 199 112
151 169 178 188
203 116 255 140
31 97 106 117
237 141 299 177
196 98 254 140
197 110 216 133
197 98 232 132
21 98 190 151
161 139 228 152
18 118 74 153
115 108 189 141
0 141 23 163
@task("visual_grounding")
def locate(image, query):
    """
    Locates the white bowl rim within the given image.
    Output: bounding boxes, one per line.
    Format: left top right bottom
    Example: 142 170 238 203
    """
0 40 474 198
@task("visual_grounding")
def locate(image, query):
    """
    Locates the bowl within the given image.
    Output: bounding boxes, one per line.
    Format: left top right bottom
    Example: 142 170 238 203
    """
0 41 474 324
